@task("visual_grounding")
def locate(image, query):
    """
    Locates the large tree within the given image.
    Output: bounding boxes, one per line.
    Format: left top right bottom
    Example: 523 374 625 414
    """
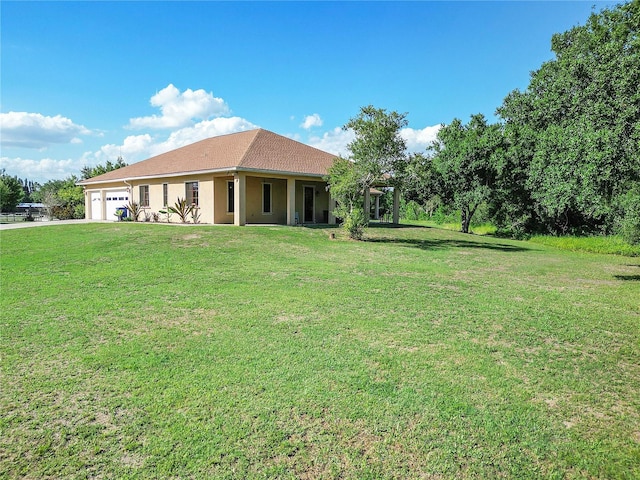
497 0 640 236
429 114 504 234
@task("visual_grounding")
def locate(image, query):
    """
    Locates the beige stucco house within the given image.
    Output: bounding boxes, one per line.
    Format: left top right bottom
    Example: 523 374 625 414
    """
78 129 346 226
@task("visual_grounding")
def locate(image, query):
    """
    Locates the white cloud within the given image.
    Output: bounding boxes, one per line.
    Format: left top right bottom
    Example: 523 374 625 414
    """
401 125 442 152
84 117 258 167
307 127 355 157
85 134 155 166
306 124 441 157
0 156 78 183
0 112 92 149
128 84 229 129
300 113 323 130
158 117 257 153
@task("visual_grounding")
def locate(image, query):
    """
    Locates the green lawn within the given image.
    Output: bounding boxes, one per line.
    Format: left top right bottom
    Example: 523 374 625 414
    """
1 223 639 479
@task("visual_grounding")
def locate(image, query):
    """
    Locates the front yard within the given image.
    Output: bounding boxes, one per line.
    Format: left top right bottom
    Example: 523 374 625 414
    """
1 223 638 478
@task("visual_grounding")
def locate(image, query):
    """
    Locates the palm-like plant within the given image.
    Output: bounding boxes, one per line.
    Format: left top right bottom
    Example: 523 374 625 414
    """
168 197 194 223
126 201 143 222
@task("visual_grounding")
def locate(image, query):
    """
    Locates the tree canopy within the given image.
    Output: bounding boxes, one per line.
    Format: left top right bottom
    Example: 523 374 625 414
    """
81 156 127 180
496 0 640 236
0 171 24 213
426 114 504 233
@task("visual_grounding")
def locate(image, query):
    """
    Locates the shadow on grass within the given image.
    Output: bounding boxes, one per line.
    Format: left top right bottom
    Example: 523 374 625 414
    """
614 275 640 281
301 223 430 230
365 235 530 253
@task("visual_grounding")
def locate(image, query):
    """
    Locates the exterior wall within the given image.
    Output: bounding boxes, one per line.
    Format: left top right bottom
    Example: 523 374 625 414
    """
82 173 335 225
245 176 287 224
295 180 331 224
213 176 234 224
129 174 214 223
82 182 130 221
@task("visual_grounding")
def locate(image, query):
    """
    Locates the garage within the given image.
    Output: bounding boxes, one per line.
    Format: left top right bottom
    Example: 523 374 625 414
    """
104 191 129 221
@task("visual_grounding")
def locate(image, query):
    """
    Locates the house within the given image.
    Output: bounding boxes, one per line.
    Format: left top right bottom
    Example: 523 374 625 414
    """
78 128 401 225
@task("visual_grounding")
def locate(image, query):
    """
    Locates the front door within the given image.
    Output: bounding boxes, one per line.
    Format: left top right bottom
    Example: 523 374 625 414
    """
303 186 314 223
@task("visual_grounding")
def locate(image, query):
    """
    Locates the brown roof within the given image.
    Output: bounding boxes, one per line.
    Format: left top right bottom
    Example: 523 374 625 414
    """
79 129 337 184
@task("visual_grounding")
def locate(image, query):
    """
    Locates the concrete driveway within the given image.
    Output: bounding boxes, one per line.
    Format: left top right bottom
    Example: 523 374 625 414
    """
0 219 101 230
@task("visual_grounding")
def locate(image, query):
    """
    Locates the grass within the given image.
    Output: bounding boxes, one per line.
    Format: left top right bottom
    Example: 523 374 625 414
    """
1 223 639 478
529 234 640 257
404 219 640 257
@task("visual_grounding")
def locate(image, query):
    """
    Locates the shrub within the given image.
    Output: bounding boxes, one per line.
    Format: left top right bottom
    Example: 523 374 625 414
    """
168 197 194 223
403 200 428 221
126 201 143 222
341 207 367 240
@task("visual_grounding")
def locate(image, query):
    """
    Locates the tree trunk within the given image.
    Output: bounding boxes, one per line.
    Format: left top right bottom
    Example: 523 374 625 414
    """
461 208 470 233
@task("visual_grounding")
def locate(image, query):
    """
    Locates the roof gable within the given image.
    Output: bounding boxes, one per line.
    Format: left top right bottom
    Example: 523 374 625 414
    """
79 129 336 184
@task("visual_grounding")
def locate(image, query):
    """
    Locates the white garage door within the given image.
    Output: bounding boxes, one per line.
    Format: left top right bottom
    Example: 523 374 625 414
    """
105 191 129 221
90 192 102 220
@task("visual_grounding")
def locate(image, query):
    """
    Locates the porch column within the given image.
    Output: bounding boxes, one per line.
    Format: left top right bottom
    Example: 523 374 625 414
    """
234 172 246 226
374 195 380 220
364 188 370 220
211 178 216 224
328 196 336 224
286 178 296 225
101 189 107 221
84 189 90 220
392 188 400 224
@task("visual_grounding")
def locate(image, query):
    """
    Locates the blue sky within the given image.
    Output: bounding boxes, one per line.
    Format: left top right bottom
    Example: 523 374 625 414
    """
1 1 616 183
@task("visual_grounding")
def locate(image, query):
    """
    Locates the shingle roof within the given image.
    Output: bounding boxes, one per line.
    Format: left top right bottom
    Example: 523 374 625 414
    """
79 129 337 184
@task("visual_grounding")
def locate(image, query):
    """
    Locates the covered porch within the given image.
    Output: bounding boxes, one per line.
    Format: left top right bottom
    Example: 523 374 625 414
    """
213 172 337 226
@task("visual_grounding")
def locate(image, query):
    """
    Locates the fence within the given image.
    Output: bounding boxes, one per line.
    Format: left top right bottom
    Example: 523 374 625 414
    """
0 212 47 223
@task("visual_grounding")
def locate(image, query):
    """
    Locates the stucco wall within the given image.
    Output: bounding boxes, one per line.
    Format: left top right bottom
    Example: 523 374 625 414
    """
245 177 287 224
131 175 214 223
295 180 330 224
82 174 334 225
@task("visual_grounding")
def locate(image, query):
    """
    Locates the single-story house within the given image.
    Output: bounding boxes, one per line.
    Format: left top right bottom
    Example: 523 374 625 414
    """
78 128 400 225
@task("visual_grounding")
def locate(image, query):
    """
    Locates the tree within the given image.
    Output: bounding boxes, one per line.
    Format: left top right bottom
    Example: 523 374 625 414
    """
429 114 504 234
37 176 84 219
344 105 409 189
325 157 368 239
400 152 440 211
325 105 408 239
497 1 640 235
0 171 25 212
81 156 127 180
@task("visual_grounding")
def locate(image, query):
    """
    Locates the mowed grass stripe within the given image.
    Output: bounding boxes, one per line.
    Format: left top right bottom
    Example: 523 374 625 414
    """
1 223 638 478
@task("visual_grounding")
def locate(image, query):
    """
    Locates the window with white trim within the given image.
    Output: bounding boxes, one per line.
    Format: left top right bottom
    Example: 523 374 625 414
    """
162 183 168 207
139 185 149 207
186 181 199 206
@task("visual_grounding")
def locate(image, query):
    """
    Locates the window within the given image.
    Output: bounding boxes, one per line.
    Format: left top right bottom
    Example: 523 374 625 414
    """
227 181 234 213
186 181 198 206
139 185 149 207
262 183 272 214
162 183 168 206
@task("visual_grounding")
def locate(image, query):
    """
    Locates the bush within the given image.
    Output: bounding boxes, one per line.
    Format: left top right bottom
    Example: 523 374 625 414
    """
617 189 640 245
341 207 367 240
431 206 460 225
403 200 428 221
126 202 143 222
